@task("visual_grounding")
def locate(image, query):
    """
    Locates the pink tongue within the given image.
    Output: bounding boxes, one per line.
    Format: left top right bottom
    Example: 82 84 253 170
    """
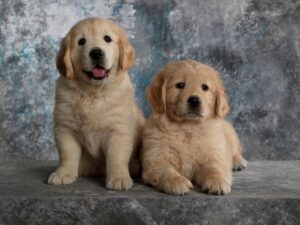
92 68 106 77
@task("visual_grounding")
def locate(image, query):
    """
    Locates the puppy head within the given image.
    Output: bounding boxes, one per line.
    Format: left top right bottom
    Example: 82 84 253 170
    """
147 60 229 123
56 18 134 85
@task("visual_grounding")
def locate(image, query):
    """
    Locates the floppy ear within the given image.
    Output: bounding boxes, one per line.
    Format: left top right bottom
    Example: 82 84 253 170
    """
215 84 229 118
146 72 167 114
118 31 135 71
56 35 74 79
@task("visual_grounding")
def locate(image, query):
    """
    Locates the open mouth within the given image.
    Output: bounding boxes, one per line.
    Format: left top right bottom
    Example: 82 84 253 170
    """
83 65 111 80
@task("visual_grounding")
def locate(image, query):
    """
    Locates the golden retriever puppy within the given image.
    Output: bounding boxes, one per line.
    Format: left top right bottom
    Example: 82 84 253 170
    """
48 18 145 190
141 60 247 195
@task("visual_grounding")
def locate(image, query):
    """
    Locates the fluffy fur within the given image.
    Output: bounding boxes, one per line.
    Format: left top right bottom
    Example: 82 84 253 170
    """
141 60 247 195
48 18 144 190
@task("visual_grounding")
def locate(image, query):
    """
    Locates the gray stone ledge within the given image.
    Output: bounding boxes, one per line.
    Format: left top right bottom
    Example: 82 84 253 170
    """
0 160 299 225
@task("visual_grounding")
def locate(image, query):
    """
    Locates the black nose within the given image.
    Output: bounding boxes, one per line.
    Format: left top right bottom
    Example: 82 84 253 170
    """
89 48 104 61
187 96 200 107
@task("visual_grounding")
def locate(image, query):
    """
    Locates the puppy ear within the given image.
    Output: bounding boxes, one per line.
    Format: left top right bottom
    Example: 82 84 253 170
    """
215 84 229 118
118 31 135 71
146 72 166 114
56 35 74 79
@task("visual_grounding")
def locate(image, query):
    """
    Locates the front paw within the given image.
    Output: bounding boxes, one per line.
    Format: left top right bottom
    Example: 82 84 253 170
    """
48 168 77 185
106 176 133 190
160 176 193 195
201 178 231 195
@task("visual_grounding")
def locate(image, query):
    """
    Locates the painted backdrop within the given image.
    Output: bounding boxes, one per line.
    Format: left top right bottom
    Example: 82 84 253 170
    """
0 0 299 160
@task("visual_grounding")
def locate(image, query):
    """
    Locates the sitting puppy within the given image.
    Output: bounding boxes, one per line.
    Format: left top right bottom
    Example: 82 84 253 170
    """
141 60 247 195
48 18 145 190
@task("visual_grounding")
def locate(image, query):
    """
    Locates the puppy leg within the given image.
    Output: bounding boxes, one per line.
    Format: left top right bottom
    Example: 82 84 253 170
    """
105 132 133 191
232 154 247 171
195 163 232 195
48 129 81 185
143 164 193 195
223 122 247 171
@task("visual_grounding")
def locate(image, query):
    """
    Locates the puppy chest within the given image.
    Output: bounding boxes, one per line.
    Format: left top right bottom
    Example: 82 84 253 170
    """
168 132 194 172
168 130 201 151
167 131 207 175
78 125 110 158
74 95 106 120
74 94 129 125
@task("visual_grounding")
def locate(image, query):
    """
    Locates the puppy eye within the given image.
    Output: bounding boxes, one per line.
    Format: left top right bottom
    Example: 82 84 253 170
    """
202 84 209 91
104 35 112 43
78 38 86 46
176 82 185 89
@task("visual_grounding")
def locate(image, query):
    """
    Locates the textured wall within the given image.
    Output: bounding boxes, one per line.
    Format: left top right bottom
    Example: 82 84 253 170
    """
0 0 299 160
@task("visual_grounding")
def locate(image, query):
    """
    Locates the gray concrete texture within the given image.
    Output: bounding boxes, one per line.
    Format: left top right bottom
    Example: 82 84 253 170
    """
0 160 299 225
0 0 299 160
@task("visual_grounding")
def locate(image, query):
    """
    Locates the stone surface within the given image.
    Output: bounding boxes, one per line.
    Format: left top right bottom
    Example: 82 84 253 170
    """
0 160 299 225
0 0 299 160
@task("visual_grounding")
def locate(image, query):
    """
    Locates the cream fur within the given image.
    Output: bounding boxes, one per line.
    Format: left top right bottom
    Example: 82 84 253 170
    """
48 18 144 190
141 60 247 195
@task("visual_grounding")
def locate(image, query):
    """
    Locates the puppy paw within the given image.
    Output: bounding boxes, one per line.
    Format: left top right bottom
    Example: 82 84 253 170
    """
106 176 133 190
201 178 231 195
161 176 193 195
233 155 247 171
48 169 77 185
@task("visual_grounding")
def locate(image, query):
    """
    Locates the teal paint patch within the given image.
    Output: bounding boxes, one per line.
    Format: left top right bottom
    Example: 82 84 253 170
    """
131 0 177 116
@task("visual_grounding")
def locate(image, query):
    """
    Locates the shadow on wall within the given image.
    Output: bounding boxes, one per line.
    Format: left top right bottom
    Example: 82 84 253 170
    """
0 0 299 160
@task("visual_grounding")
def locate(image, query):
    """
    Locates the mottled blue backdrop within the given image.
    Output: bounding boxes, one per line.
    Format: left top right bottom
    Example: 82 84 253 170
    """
0 0 299 160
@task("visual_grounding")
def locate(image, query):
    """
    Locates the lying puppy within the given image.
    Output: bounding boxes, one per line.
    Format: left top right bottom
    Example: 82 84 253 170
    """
48 18 145 190
141 60 247 195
